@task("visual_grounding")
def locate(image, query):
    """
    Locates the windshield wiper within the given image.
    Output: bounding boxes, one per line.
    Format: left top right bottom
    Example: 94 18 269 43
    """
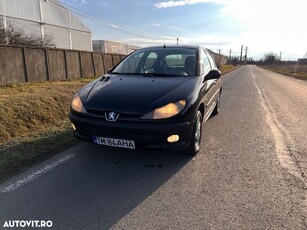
110 72 182 77
110 72 130 75
139 73 173 77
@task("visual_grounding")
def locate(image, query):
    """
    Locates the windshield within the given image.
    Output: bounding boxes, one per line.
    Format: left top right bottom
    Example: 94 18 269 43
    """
112 47 197 77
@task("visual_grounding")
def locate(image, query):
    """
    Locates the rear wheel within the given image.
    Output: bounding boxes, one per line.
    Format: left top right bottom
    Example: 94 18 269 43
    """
185 111 203 156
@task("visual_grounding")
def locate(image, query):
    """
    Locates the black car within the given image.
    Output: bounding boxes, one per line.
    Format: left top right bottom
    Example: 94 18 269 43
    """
69 45 222 155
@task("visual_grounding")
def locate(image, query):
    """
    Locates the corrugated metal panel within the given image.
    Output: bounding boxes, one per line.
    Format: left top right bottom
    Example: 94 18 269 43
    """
8 17 41 35
44 24 70 49
69 12 90 31
46 0 90 31
0 0 91 51
2 0 41 22
71 29 91 51
42 0 69 27
0 1 4 15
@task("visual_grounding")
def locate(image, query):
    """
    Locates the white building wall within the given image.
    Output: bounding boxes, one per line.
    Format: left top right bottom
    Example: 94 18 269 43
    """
0 0 92 51
92 40 140 55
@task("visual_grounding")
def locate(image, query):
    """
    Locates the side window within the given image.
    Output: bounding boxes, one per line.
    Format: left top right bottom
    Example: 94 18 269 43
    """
201 50 211 75
166 54 184 67
143 52 158 72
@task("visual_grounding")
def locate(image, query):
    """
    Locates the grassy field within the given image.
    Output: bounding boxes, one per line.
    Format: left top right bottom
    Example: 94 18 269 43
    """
0 79 93 182
260 63 307 80
219 64 240 74
0 65 238 182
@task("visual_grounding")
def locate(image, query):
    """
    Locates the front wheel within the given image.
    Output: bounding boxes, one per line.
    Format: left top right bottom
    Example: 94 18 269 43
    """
185 111 203 156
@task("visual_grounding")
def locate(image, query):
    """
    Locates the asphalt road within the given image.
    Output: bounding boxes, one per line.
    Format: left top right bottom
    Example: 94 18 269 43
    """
1 65 307 229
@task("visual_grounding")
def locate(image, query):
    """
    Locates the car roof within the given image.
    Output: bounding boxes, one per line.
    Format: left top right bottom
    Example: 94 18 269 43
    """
140 45 200 50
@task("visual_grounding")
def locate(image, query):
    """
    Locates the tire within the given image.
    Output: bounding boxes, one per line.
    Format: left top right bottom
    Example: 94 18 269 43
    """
212 90 221 116
185 110 203 156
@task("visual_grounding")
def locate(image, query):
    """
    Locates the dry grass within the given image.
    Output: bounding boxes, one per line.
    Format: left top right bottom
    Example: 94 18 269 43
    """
220 65 240 75
0 65 237 181
0 80 92 145
260 63 307 80
0 79 93 181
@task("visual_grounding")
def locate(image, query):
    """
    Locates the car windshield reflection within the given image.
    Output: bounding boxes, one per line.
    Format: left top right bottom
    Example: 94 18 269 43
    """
111 47 197 77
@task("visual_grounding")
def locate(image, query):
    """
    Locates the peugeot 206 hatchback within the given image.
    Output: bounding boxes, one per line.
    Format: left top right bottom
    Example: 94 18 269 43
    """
69 45 222 155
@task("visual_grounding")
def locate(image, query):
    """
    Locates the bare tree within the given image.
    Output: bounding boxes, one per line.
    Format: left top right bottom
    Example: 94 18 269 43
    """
0 21 55 48
262 52 279 64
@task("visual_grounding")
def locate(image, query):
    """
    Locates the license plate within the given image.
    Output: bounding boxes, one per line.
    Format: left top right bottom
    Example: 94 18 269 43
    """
93 136 135 149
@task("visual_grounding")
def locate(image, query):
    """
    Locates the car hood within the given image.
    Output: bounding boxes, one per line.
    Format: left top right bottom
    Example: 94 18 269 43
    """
80 74 197 115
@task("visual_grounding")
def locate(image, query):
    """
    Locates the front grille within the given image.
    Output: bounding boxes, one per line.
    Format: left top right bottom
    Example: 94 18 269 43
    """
86 109 141 121
87 109 105 118
76 125 161 142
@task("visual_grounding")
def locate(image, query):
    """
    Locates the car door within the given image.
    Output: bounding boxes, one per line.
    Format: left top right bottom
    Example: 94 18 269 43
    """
206 50 222 109
200 49 216 120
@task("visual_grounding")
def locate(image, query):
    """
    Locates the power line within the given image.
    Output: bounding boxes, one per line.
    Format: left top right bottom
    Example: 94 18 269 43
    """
52 1 162 40
176 38 185 45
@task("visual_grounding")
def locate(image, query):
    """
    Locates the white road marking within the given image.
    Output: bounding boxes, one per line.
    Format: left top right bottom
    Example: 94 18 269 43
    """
1 154 75 193
250 67 303 181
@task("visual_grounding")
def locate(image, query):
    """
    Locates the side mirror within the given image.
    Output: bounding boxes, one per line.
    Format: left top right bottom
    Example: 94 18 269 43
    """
204 69 221 81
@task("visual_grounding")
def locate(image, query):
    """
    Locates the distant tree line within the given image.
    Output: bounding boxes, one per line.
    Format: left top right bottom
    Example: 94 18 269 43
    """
258 52 280 64
226 52 306 66
0 21 54 48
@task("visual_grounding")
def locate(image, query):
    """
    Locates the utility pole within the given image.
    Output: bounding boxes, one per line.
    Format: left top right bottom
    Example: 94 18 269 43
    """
229 49 232 61
244 46 248 63
279 52 282 61
240 44 243 62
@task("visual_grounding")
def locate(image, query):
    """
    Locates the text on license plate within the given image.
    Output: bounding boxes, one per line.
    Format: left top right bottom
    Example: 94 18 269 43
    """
93 136 135 149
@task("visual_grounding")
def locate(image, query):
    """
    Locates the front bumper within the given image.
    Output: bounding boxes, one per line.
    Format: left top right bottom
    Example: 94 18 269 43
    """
69 112 194 151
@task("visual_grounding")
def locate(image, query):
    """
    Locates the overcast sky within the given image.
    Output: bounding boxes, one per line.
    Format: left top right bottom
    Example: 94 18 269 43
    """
59 0 306 60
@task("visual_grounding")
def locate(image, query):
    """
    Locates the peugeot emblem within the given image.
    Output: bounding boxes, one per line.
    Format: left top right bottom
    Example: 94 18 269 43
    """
105 111 119 122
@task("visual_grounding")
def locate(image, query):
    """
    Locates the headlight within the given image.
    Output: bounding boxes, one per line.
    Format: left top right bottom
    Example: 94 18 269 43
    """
141 100 186 119
71 95 86 113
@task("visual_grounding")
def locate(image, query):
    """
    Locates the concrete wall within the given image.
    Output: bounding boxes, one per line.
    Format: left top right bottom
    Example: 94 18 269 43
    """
66 51 81 79
0 44 126 86
92 53 104 76
207 50 228 67
102 54 114 72
80 52 94 78
0 46 25 85
25 48 48 82
48 49 66 81
112 55 122 66
0 44 228 86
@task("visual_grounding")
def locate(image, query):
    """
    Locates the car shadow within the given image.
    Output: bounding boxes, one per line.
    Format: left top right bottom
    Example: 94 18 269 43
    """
71 144 192 229
0 143 193 229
